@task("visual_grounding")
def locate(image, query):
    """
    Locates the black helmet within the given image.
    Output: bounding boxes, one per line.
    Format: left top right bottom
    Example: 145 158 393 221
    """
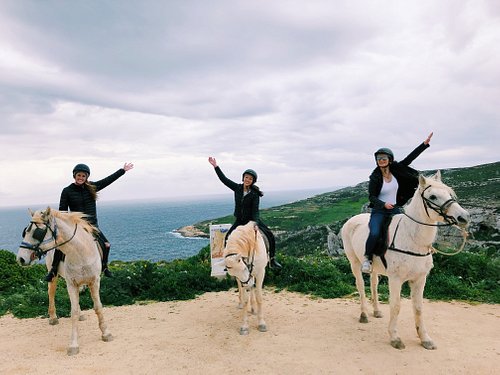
73 163 91 177
242 168 257 183
374 148 394 162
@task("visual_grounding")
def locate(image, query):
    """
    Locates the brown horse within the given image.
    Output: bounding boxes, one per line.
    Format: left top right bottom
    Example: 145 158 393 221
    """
17 207 112 355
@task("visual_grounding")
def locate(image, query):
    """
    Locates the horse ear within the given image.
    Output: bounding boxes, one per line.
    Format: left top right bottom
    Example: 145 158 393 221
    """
46 206 51 215
28 208 34 217
433 170 442 181
418 174 427 187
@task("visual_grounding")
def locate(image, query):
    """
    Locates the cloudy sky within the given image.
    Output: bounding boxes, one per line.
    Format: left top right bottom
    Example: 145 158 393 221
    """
0 0 499 207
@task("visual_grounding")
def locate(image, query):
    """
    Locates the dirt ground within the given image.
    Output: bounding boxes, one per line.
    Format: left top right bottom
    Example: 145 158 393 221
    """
0 290 498 375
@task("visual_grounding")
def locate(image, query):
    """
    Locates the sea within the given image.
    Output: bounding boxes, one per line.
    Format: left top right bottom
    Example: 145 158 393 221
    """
0 189 328 263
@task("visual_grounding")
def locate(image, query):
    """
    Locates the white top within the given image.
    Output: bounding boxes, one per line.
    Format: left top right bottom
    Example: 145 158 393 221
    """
378 177 399 205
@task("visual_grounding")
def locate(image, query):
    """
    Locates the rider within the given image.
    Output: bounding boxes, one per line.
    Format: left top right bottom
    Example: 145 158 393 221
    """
44 162 134 281
362 132 433 273
208 157 282 269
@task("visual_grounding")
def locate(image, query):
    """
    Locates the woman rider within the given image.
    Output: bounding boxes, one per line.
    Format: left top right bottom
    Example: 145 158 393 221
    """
208 157 282 269
45 162 134 281
362 132 433 273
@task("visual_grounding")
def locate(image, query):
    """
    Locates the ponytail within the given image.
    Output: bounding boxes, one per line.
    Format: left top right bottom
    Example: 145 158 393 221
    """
252 184 264 197
85 182 98 201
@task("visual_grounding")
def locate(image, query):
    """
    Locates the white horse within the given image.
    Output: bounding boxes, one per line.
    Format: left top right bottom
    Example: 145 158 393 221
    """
342 172 470 349
17 207 113 355
224 221 268 335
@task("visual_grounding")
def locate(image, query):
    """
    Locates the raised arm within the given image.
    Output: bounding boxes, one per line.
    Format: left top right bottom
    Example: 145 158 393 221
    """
208 157 239 191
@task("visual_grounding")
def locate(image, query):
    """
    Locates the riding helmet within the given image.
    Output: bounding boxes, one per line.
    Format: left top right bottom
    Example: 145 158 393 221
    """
374 148 394 162
242 169 258 183
73 163 91 177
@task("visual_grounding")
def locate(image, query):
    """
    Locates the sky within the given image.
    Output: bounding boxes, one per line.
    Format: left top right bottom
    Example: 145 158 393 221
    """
1 0 499 207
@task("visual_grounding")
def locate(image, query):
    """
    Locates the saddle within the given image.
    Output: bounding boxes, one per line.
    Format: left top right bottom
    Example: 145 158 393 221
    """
258 229 271 256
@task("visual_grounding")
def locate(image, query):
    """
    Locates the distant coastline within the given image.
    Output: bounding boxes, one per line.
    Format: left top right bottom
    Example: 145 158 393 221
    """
173 225 209 238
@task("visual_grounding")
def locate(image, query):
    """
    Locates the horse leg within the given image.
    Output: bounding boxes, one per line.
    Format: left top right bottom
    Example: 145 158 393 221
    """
66 284 81 355
410 277 437 350
388 277 405 349
255 273 267 332
239 287 250 335
236 279 244 309
349 260 370 323
47 277 59 325
88 281 113 342
370 273 383 318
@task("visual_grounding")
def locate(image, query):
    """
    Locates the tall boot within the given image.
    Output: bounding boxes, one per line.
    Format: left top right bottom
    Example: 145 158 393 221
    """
45 249 63 282
266 230 282 270
102 245 112 277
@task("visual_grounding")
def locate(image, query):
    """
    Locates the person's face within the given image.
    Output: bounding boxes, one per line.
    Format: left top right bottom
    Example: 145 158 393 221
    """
376 154 390 168
74 172 88 185
243 174 254 187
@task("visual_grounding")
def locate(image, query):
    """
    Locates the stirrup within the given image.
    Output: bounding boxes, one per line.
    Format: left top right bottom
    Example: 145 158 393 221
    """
103 267 113 277
45 270 57 282
269 258 282 270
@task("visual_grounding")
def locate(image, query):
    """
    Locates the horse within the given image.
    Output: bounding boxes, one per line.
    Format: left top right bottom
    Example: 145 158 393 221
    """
223 221 268 335
341 171 470 350
17 207 113 355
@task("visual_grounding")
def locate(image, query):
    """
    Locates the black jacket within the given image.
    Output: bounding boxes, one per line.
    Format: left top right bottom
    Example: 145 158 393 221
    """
368 142 429 209
214 166 260 223
59 169 125 226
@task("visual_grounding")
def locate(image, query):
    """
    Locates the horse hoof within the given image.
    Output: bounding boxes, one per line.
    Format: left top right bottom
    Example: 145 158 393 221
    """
239 327 249 335
238 303 244 310
67 347 79 356
422 341 437 350
359 313 369 323
102 334 113 342
390 338 405 350
49 318 59 326
258 324 267 332
374 310 383 318
79 315 86 321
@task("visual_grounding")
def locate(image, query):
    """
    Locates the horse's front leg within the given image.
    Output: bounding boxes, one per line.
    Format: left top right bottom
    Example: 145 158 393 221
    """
349 260 370 323
388 276 405 349
88 281 113 342
239 286 250 335
47 277 59 325
410 277 436 350
255 272 267 332
370 273 383 318
66 284 81 355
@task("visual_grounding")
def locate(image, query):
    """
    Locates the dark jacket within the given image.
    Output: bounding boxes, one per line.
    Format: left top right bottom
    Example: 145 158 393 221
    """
59 169 125 226
368 142 429 209
214 166 260 223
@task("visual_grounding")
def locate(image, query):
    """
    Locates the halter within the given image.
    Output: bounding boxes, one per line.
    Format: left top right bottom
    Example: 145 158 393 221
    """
20 216 78 260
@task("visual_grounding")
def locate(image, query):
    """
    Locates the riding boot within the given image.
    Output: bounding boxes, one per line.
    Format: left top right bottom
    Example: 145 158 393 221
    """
45 249 63 282
267 234 282 270
102 245 113 277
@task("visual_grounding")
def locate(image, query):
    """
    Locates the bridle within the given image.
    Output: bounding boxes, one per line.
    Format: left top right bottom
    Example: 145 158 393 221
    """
224 250 255 286
20 217 78 260
388 184 467 258
402 185 459 227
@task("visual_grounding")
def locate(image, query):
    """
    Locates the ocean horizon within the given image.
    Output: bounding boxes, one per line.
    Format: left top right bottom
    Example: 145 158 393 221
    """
1 187 337 262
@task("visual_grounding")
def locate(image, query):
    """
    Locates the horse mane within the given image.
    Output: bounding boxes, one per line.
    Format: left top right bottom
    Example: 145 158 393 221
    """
50 209 97 234
224 222 257 257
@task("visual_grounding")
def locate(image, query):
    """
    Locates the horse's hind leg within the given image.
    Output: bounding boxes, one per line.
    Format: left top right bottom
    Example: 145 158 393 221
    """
47 277 59 325
370 273 383 318
410 278 436 350
89 282 113 342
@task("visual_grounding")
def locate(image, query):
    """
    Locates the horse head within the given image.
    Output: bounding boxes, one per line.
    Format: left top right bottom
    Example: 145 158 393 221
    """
224 253 255 288
17 207 57 266
416 171 470 228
